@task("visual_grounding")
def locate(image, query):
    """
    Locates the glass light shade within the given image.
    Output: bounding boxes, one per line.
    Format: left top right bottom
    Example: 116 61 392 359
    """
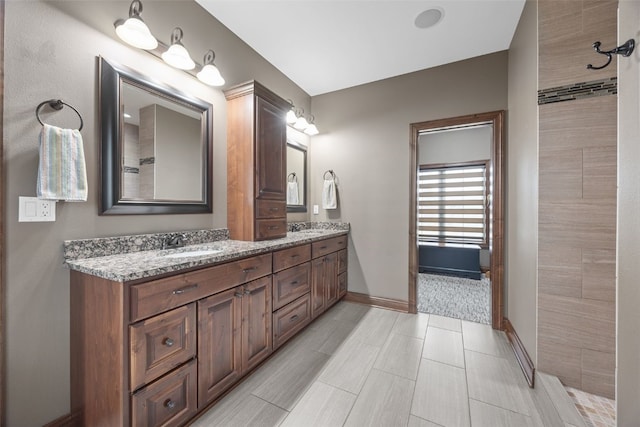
286 109 297 124
162 43 195 70
304 123 319 136
197 64 225 86
294 116 309 130
115 17 158 50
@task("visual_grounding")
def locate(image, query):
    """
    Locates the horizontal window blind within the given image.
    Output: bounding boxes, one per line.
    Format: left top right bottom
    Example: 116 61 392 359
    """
418 162 488 245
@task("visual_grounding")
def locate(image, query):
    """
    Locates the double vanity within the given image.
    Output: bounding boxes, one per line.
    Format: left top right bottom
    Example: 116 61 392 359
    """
65 225 348 426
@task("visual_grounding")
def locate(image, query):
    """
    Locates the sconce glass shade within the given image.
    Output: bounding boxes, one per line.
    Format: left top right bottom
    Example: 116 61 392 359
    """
114 0 157 50
197 50 225 86
304 123 319 136
162 28 195 70
294 115 309 130
286 109 297 124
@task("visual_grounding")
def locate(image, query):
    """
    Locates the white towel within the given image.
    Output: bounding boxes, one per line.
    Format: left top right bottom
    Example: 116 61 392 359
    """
37 124 88 201
322 178 337 209
287 181 300 205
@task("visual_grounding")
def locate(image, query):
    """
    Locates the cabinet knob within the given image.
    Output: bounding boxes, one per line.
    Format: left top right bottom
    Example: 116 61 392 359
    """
290 314 299 322
244 289 251 295
290 280 299 286
163 337 175 347
235 291 243 298
164 399 176 409
242 266 257 273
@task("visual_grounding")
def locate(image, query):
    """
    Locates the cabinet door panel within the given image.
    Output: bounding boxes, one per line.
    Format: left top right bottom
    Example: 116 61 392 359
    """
255 96 286 200
241 276 273 372
311 257 326 319
272 262 311 310
197 288 242 407
325 253 339 307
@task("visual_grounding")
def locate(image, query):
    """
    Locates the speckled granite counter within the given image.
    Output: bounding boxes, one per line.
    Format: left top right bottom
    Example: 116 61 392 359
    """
65 225 348 283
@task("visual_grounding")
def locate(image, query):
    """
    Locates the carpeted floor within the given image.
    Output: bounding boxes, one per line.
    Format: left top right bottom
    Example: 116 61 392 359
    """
417 273 491 324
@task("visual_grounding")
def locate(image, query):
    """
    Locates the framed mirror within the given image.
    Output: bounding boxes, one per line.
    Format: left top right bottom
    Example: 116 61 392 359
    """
286 140 307 212
99 57 213 214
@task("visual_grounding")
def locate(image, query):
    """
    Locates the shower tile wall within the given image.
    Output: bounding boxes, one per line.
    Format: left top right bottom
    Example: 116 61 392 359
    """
537 0 617 399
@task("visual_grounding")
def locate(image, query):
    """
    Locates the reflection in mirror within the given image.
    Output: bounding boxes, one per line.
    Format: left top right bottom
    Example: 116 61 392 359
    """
286 140 307 212
99 56 213 215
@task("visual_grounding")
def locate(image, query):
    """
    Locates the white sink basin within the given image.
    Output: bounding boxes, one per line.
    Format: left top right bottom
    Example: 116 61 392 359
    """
163 249 223 259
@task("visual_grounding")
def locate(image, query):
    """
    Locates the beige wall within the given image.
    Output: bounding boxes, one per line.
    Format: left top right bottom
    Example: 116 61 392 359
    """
4 1 309 425
616 1 640 423
506 0 538 363
309 52 508 301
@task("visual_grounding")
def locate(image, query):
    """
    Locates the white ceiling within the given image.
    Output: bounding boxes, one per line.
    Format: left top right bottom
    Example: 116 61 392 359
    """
196 0 526 96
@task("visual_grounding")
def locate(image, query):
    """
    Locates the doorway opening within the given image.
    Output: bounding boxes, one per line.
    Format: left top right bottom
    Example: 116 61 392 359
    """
408 111 504 330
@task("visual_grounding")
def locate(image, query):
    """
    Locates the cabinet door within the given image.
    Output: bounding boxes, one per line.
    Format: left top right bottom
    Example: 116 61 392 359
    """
325 252 339 307
241 276 273 373
197 288 242 407
311 257 327 319
255 96 286 200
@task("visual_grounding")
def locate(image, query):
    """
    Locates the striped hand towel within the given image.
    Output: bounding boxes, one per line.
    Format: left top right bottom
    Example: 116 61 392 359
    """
37 124 88 201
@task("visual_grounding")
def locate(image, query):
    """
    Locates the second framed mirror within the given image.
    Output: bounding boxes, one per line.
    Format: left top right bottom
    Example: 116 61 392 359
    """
286 139 307 212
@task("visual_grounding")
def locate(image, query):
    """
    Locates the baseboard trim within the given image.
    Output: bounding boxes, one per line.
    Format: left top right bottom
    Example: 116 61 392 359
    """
503 317 535 388
44 411 80 427
343 292 409 312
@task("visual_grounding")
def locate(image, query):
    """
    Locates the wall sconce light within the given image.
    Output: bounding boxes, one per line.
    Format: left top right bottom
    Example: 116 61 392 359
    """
197 50 225 86
294 108 309 130
162 28 195 70
304 115 319 136
286 100 297 124
114 0 158 50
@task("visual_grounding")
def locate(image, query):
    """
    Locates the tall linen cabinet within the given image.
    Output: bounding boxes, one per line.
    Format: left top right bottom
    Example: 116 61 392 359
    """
225 81 290 241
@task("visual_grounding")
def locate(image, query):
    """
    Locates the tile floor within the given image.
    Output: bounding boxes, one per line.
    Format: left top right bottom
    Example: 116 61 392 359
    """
191 301 587 427
566 387 616 427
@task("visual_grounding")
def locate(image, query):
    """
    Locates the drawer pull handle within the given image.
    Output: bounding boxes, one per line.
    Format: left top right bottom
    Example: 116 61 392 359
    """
243 267 257 273
172 284 198 295
291 280 299 285
291 254 300 259
163 338 175 347
269 207 279 211
268 225 279 230
244 289 251 295
290 314 299 322
319 246 327 250
235 291 243 298
164 399 176 410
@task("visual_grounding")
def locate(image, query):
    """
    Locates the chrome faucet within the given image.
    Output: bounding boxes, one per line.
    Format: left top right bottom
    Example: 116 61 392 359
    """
162 233 186 250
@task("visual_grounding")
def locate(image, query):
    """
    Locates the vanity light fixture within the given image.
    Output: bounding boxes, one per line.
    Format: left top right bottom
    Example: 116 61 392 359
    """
114 0 158 50
304 115 319 136
293 108 309 130
162 27 196 70
286 100 297 124
197 50 225 86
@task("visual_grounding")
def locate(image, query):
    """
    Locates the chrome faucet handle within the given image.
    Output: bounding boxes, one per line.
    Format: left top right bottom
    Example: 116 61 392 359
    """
162 233 186 249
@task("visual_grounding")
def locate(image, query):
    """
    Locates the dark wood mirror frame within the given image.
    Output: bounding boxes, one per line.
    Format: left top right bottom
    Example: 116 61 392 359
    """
286 140 307 213
99 56 213 215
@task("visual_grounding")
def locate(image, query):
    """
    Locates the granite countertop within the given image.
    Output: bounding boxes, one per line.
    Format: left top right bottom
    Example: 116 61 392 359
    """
65 229 348 283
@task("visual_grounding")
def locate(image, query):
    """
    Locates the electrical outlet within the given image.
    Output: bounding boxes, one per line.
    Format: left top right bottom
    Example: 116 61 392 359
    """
313 204 319 215
19 197 56 222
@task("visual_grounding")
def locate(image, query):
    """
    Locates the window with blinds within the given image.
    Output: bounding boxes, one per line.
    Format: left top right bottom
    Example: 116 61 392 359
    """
418 161 489 246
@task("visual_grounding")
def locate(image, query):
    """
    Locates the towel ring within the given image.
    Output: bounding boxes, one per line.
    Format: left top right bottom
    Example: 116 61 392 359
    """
288 172 297 182
323 170 335 180
36 99 84 131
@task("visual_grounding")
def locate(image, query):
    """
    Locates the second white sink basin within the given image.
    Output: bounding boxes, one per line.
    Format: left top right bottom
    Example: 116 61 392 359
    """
163 248 223 259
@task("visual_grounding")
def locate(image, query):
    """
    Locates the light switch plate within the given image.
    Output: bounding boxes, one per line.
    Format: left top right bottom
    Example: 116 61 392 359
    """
19 197 56 222
313 204 319 215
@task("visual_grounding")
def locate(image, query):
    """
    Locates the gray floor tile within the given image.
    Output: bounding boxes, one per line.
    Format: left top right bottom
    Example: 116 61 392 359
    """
317 335 380 394
465 350 536 416
392 312 430 339
373 333 424 380
469 399 539 427
279 381 356 427
411 359 470 427
423 326 465 368
538 372 588 427
344 369 415 427
316 319 361 355
329 301 371 323
348 307 400 347
428 314 462 332
461 320 512 358
191 394 287 427
408 415 444 427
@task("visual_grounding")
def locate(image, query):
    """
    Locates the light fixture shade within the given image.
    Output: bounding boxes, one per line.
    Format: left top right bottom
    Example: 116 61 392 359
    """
162 28 195 70
197 50 225 86
286 109 297 124
114 1 157 49
304 123 319 136
294 116 309 130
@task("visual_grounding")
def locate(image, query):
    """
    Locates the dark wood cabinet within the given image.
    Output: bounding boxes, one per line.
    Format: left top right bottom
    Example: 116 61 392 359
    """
240 276 273 373
310 236 348 320
225 81 290 241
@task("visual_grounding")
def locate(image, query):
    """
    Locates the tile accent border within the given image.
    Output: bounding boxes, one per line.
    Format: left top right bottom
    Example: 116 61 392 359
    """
503 317 535 387
344 291 409 312
538 77 616 105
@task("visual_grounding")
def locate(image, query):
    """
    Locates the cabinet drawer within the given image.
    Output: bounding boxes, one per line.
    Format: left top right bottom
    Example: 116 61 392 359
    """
273 244 311 272
130 304 196 391
256 219 287 240
312 235 348 259
273 294 311 349
273 263 311 310
338 249 348 274
130 253 272 321
131 360 197 427
256 199 286 219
